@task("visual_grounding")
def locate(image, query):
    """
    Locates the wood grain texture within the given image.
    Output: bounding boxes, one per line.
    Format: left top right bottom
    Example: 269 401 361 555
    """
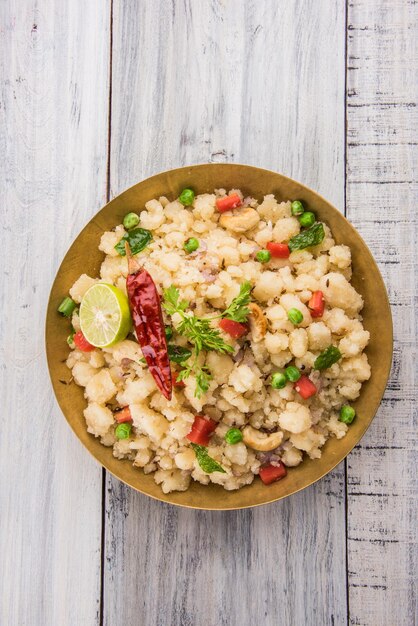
346 1 418 624
104 2 348 626
0 1 110 624
1 1 416 625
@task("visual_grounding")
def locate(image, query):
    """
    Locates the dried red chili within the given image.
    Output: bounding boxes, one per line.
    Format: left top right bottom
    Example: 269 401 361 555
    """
125 243 172 400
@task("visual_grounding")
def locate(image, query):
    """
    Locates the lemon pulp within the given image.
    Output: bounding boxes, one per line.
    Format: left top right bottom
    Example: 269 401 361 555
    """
79 283 131 348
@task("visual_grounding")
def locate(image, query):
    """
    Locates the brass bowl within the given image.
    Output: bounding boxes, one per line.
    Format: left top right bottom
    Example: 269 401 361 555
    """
45 164 393 510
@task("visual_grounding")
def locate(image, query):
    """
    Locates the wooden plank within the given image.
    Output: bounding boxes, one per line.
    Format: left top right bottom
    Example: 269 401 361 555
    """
346 1 418 624
104 2 348 625
0 2 110 624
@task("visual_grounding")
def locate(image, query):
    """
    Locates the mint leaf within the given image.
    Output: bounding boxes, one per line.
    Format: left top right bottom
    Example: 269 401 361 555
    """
191 443 226 474
115 228 152 256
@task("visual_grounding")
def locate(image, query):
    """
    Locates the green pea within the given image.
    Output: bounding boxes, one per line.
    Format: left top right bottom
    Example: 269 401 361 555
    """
299 211 316 228
115 423 132 440
339 405 356 424
225 428 243 444
287 308 303 325
183 237 199 254
256 249 271 264
291 200 304 216
285 365 301 382
271 372 287 389
179 188 195 206
57 296 76 318
165 326 173 341
123 212 140 230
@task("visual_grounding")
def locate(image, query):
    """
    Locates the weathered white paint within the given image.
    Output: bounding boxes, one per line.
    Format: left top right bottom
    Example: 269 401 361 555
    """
346 1 418 624
104 2 348 626
0 1 110 625
1 0 416 625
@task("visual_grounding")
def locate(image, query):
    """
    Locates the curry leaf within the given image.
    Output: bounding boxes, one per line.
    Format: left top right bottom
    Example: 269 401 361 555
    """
191 443 226 474
288 222 325 252
314 345 342 370
114 228 152 256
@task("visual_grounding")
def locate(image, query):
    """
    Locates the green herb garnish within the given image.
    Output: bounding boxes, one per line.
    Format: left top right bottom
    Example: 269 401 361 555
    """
175 365 213 398
163 287 233 355
288 222 325 252
163 286 234 397
220 281 252 323
67 327 76 347
115 227 152 256
314 345 342 370
167 344 193 364
191 443 226 474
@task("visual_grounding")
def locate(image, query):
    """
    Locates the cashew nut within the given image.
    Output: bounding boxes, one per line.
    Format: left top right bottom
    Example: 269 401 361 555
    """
248 302 267 342
242 425 283 451
219 207 260 233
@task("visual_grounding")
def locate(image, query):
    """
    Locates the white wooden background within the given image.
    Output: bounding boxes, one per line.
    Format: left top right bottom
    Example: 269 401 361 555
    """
0 1 416 625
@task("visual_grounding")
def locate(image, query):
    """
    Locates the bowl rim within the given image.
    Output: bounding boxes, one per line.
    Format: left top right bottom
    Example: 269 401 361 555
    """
45 162 393 510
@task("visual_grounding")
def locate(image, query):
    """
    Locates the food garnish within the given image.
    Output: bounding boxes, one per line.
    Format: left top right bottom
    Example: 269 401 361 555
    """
115 227 152 256
190 443 226 474
314 345 342 370
288 222 325 251
126 242 172 400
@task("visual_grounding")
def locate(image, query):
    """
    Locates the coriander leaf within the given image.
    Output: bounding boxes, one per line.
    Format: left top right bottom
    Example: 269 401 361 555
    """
176 364 212 398
314 345 342 370
175 366 192 382
178 316 234 356
163 286 233 397
191 443 226 474
221 281 252 323
114 228 153 256
162 286 189 315
195 367 212 398
168 344 192 364
288 223 325 252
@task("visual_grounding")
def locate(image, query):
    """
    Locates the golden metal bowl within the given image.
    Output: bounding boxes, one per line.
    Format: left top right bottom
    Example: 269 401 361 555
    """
45 164 393 510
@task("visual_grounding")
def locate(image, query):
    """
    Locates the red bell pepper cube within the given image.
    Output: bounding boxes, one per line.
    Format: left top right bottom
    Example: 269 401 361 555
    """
187 415 218 446
219 318 248 339
216 193 242 212
73 330 95 352
308 290 325 318
259 462 287 485
266 242 290 258
115 407 132 423
294 375 317 399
